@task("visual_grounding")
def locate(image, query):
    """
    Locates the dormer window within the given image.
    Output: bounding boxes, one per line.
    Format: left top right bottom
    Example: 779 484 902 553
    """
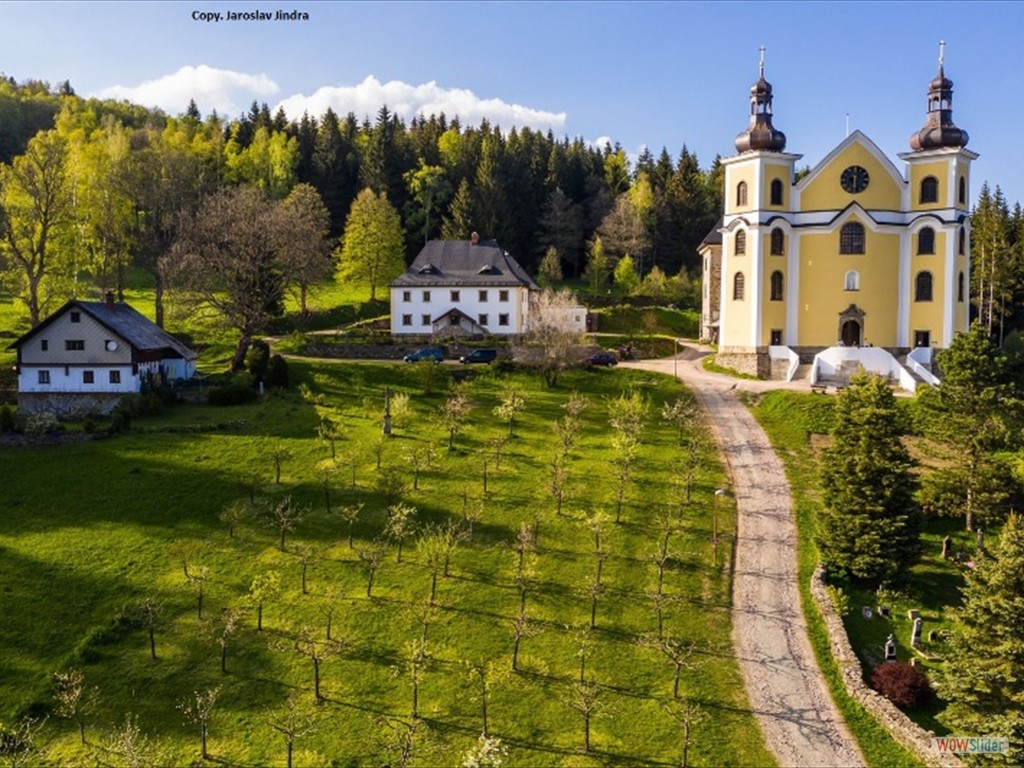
70 311 81 323
418 263 436 275
478 265 497 275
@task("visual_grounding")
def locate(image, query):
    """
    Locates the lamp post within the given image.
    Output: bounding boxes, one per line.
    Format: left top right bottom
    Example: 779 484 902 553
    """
713 488 727 566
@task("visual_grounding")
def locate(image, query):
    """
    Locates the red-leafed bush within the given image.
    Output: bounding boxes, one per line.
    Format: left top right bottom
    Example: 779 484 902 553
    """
871 661 934 709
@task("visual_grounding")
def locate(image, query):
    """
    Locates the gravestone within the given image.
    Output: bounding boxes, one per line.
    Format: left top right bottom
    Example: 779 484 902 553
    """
908 608 920 621
941 535 951 559
911 617 923 647
977 529 985 549
884 634 897 662
862 606 873 619
878 605 891 619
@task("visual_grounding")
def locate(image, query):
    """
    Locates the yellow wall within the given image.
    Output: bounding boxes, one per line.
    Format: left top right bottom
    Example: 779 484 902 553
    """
762 164 791 210
801 143 902 211
727 163 756 216
955 159 971 213
796 224 901 346
908 230 946 339
907 160 949 211
723 264 751 347
954 254 969 332
761 262 787 345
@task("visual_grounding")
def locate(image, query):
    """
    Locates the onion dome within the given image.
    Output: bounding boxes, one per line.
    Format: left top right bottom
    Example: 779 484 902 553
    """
909 42 969 151
735 48 787 153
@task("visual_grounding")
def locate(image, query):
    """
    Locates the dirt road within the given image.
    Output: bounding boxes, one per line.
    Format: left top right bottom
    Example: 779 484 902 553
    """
623 349 864 768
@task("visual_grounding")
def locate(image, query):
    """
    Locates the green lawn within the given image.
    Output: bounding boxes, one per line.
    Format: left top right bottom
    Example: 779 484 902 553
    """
0 362 773 766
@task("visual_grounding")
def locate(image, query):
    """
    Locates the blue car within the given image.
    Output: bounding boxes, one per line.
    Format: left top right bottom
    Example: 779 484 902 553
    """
459 349 498 364
403 347 443 363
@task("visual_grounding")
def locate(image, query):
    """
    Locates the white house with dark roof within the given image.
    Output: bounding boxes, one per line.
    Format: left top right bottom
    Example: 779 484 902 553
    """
390 235 541 337
8 295 197 415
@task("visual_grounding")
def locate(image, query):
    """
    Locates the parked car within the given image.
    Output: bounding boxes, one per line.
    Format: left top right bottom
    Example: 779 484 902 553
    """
586 351 618 367
459 348 498 364
403 346 443 363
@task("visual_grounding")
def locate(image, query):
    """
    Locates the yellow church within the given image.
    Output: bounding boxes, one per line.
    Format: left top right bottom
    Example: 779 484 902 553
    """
700 47 975 386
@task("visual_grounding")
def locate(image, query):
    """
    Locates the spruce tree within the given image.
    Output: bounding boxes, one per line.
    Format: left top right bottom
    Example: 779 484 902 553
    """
939 512 1024 754
818 372 920 585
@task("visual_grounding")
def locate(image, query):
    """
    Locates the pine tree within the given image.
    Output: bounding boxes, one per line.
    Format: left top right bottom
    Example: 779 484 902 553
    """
440 179 474 240
818 372 920 585
939 512 1024 753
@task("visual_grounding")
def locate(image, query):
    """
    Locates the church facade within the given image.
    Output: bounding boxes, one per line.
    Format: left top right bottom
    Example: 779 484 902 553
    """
701 49 976 379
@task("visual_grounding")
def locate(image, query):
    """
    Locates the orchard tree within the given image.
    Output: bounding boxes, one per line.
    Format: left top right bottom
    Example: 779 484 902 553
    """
493 387 526 438
336 187 405 300
135 596 162 661
819 372 920 584
438 387 472 449
940 512 1024 749
262 496 305 551
52 669 97 745
247 571 282 631
178 687 221 760
267 696 319 768
515 288 586 387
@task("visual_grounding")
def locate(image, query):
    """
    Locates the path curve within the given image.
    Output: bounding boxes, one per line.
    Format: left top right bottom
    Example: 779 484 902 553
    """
623 349 864 768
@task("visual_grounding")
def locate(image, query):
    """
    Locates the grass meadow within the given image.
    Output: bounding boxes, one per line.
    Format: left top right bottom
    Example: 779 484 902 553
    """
0 355 774 766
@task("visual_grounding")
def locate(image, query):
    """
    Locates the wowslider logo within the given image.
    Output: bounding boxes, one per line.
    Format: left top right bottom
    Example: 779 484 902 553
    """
932 736 1010 755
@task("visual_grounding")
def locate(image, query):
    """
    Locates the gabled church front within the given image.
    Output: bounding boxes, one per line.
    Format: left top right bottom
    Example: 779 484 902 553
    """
701 46 975 383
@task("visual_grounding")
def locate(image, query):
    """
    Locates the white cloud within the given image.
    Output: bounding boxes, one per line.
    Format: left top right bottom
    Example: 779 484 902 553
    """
95 65 279 117
275 75 567 134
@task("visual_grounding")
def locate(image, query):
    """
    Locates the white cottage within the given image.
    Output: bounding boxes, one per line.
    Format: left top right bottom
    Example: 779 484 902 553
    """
8 295 197 415
390 236 540 337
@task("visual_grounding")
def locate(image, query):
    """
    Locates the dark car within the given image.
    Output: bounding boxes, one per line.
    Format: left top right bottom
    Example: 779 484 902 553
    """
403 346 443 363
586 351 618 367
459 348 498 364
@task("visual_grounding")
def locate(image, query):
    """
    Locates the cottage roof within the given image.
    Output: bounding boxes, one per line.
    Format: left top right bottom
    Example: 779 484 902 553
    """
391 239 540 289
8 299 197 360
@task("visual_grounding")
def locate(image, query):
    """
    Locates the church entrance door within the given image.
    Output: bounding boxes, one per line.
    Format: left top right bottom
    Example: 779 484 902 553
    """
840 319 861 347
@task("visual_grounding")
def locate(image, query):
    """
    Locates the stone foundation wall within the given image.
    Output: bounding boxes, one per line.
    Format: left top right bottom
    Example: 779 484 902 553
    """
17 392 125 418
715 349 772 379
810 566 963 768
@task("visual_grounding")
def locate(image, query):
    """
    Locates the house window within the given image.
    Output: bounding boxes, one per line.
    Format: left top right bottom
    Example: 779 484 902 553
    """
450 290 460 302
402 291 411 302
844 270 860 291
736 181 748 207
918 227 935 255
915 271 933 302
41 339 48 351
65 339 85 351
109 370 121 384
958 175 966 205
421 314 431 326
920 176 939 204
958 271 965 303
914 330 931 348
769 271 784 301
840 222 865 254
38 370 50 384
401 314 413 326
498 313 509 326
83 371 94 384
770 228 784 255
733 272 745 301
958 227 965 255
479 290 488 302
770 179 783 206
499 290 509 302
478 314 488 326
735 230 746 256
770 329 783 346
423 290 431 302
70 311 81 323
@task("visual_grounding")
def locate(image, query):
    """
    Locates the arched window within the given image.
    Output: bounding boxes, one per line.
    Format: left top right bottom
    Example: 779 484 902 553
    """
736 181 748 207
958 271 965 303
735 229 746 255
770 179 783 206
920 176 939 204
915 271 933 302
770 271 784 301
844 270 860 291
733 272 745 301
918 226 935 255
959 175 967 205
959 226 966 255
840 222 865 254
770 228 785 255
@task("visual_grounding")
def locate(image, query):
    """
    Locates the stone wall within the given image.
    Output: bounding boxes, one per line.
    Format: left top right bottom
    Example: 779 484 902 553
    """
810 566 963 768
715 350 771 379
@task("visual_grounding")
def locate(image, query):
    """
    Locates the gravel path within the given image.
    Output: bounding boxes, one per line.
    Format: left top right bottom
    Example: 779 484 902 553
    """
623 349 864 768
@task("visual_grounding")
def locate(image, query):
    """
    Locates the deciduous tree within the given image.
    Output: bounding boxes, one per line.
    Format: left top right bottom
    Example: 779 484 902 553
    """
336 187 405 301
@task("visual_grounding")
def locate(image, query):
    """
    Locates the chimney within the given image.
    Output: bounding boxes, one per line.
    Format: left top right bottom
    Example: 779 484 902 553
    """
105 291 115 307
470 231 479 245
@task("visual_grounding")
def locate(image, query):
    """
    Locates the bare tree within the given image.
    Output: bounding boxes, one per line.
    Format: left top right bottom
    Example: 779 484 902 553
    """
375 716 424 768
268 445 293 485
316 590 341 641
514 288 586 387
356 541 387 598
336 503 364 548
219 499 250 538
403 446 428 491
216 607 242 673
104 714 160 768
493 387 526 438
0 714 48 767
317 460 336 515
294 544 318 595
639 634 701 699
548 457 570 517
663 698 708 768
510 611 536 672
662 396 700 446
186 565 210 621
262 496 305 551
418 525 455 605
563 679 603 753
134 597 162 661
611 434 638 523
488 434 509 470
316 416 341 460
401 638 432 719
288 625 343 702
465 659 509 738
385 503 417 563
178 686 220 760
266 696 319 768
52 669 97 745
438 387 472 449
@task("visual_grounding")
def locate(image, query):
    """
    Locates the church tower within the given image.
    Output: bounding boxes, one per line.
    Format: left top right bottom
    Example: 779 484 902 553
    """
899 42 976 347
717 50 802 371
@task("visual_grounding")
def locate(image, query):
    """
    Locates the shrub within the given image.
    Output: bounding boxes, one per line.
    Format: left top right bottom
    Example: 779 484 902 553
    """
246 340 270 381
871 661 933 709
24 412 60 436
265 354 289 389
0 405 14 433
207 382 259 407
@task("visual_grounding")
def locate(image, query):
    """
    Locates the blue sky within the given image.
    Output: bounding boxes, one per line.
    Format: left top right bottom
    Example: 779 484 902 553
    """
4 1 1023 205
